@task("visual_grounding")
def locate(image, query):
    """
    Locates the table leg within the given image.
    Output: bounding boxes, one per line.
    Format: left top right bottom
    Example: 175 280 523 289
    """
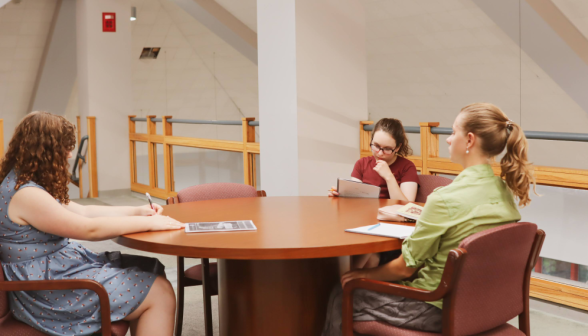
218 257 342 336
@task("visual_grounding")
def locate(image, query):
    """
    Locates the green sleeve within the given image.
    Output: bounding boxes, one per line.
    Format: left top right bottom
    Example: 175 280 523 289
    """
402 192 453 268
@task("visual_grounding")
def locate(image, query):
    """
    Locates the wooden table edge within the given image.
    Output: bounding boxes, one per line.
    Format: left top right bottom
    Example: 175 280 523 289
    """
114 235 403 260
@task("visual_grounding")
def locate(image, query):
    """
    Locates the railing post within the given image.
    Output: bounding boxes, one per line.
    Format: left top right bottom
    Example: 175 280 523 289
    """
242 118 256 187
419 122 440 175
128 116 137 186
0 119 3 158
163 116 174 194
87 117 99 198
76 116 84 199
146 115 157 189
360 121 374 158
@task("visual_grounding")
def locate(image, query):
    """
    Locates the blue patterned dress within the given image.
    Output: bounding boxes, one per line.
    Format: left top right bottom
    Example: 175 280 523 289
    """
0 170 157 335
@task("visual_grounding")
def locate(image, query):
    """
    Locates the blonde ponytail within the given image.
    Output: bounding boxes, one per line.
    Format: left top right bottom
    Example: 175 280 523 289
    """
500 123 536 207
460 103 536 207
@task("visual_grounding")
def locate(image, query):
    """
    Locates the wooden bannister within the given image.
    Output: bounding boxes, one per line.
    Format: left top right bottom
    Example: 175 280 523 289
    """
128 116 259 199
86 117 98 198
0 119 4 158
360 120 588 311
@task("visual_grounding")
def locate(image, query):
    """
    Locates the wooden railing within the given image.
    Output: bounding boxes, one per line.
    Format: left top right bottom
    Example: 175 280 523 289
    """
360 121 588 311
0 119 3 158
128 115 259 199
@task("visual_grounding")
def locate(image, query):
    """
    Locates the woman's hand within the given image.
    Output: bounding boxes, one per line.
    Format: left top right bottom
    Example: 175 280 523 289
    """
328 186 339 197
148 215 185 231
341 269 373 288
136 204 164 216
373 160 395 182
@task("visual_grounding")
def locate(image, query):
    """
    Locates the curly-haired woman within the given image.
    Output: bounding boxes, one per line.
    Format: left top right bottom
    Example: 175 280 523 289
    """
0 111 185 336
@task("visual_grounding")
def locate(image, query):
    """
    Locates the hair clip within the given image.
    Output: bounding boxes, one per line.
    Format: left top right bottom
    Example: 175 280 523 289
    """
505 119 514 134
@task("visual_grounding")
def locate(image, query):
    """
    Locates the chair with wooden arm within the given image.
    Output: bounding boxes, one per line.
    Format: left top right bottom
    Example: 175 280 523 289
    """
167 182 266 336
343 222 545 336
0 268 129 336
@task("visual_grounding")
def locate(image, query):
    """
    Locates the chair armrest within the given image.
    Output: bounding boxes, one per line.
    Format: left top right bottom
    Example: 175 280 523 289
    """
341 248 466 336
0 279 113 336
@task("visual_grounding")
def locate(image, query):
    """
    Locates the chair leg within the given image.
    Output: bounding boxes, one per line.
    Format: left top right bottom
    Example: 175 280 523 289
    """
175 256 185 336
202 258 214 336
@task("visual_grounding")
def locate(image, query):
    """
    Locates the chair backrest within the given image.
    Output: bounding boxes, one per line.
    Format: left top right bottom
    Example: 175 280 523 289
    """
0 268 9 318
175 183 260 204
444 222 543 335
71 135 89 184
415 175 452 203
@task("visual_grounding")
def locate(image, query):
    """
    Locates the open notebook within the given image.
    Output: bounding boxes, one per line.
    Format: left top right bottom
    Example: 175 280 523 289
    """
346 223 415 239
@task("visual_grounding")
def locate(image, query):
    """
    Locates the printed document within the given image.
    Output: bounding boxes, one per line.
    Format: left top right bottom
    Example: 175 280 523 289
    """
185 220 257 233
337 178 381 198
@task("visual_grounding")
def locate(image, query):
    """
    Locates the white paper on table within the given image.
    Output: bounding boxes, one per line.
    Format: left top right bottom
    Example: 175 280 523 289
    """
345 223 415 239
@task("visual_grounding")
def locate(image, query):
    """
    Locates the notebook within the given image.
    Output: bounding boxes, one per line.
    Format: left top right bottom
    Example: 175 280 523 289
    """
395 203 424 221
346 223 415 239
337 178 381 198
185 220 257 233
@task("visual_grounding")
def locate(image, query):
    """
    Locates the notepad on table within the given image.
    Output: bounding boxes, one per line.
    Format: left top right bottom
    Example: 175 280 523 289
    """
337 178 381 198
346 223 415 239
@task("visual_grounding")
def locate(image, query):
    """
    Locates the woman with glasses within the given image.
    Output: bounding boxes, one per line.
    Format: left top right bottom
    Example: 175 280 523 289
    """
329 118 419 270
329 118 419 201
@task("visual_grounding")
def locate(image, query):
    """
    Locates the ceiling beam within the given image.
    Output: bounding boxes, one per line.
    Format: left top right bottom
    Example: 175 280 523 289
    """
173 0 257 64
526 0 588 67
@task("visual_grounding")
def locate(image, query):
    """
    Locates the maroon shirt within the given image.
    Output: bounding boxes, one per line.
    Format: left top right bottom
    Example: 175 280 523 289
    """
351 156 419 199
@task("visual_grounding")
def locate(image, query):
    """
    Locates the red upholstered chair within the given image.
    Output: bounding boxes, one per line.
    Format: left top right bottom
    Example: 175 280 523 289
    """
415 175 453 203
167 183 265 336
0 268 129 336
343 222 545 336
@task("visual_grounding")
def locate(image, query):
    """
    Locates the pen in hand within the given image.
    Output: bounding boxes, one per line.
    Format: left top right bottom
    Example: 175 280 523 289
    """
146 192 155 212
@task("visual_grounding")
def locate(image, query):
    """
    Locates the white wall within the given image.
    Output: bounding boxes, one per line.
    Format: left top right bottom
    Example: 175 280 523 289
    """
129 0 259 189
295 0 368 195
0 0 57 150
76 0 133 191
258 0 368 196
31 0 76 116
363 0 588 169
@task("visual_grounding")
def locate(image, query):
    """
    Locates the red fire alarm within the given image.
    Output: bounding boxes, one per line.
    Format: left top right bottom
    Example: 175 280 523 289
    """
103 12 116 32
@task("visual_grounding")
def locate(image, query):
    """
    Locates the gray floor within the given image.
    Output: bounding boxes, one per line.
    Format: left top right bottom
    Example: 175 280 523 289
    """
73 190 588 336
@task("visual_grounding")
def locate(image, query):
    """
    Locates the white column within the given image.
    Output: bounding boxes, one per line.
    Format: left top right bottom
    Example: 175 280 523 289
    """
258 0 368 196
76 0 132 191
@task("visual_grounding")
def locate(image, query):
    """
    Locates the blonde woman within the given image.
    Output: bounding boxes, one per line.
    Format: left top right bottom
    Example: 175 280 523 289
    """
323 103 535 335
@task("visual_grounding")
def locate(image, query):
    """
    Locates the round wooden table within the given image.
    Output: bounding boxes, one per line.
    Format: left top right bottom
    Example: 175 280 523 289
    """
115 196 412 336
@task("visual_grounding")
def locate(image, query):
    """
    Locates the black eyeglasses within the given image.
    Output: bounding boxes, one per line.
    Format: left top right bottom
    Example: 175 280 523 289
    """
370 143 396 155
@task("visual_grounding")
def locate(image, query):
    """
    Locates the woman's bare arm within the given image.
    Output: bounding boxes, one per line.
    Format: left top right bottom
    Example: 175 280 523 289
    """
341 254 417 287
63 201 163 217
8 187 183 241
399 182 418 202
